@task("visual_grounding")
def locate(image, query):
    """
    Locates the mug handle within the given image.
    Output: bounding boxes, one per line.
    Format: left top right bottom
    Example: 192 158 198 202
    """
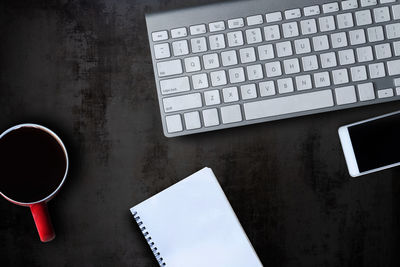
30 202 55 242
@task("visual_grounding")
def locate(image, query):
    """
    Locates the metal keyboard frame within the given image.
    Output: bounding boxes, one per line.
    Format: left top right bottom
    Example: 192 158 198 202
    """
146 0 400 137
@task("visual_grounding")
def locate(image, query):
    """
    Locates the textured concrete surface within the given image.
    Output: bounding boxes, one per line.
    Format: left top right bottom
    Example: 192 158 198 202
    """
1 0 400 266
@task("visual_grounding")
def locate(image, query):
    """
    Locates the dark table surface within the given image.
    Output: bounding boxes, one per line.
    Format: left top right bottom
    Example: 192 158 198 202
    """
1 0 400 266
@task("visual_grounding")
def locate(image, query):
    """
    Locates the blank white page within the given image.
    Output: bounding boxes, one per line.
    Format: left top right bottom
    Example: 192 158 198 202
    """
130 167 263 267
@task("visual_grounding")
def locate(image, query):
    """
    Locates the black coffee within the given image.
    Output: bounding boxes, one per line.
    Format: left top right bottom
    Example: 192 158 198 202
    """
0 127 67 203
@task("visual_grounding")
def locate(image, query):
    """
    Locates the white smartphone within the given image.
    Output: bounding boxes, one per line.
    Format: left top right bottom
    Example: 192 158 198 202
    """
338 110 400 177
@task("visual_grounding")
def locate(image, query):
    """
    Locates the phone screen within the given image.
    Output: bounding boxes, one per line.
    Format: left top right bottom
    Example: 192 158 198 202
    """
348 113 400 172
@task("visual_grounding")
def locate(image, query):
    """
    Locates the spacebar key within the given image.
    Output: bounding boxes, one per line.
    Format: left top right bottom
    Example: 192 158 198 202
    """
244 90 334 120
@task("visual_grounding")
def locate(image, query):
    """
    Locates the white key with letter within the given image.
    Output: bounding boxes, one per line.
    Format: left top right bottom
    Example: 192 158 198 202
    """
301 19 318 35
295 38 311 54
335 86 357 105
157 59 183 77
165 115 182 133
209 34 226 50
184 111 201 130
221 50 238 66
227 31 244 47
203 53 220 70
239 47 256 63
276 41 293 57
277 78 294 94
223 87 239 102
356 46 374 62
192 73 209 89
386 23 400 39
356 10 372 26
264 25 281 41
229 67 246 83
204 90 221 106
367 26 384 42
375 43 392 59
245 28 263 44
210 70 227 86
259 81 276 96
247 64 264 80
349 29 366 45
154 43 170 59
357 82 375 101
374 7 390 23
282 22 299 38
265 61 282 77
393 5 400 20
331 32 348 48
314 72 331 88
160 77 190 95
337 13 354 29
320 52 337 68
184 57 201 72
319 16 336 32
191 37 207 53
258 44 275 60
240 84 257 99
163 93 202 113
339 49 355 65
302 55 319 71
244 90 334 120
221 105 242 124
283 58 300 74
296 75 312 90
368 62 386 78
313 35 330 51
202 109 219 127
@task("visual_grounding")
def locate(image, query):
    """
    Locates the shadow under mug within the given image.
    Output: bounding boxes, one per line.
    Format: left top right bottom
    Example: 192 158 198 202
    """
0 124 69 242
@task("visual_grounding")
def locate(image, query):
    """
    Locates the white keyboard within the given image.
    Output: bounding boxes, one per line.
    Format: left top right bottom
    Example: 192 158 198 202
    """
146 0 400 137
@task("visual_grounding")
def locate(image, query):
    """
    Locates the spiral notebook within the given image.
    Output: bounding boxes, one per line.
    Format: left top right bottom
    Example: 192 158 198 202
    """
130 167 263 267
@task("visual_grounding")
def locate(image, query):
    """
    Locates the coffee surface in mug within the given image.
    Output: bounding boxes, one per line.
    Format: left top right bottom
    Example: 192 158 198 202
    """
0 127 67 203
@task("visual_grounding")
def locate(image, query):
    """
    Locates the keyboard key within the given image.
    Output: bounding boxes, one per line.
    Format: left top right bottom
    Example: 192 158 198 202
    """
160 77 190 95
154 43 170 59
314 72 331 88
228 67 246 83
283 58 300 74
285 8 301 19
387 59 400 75
264 25 281 41
294 38 311 54
296 75 312 90
221 50 238 66
163 93 202 113
313 35 330 51
335 86 357 105
165 114 183 133
227 31 244 47
374 7 391 23
191 37 208 53
240 84 257 99
368 62 386 78
245 28 263 44
184 111 201 130
349 29 366 45
247 15 263 26
228 18 244 29
393 5 400 20
202 109 220 127
351 66 368 81
192 73 209 89
378 88 394 98
375 44 392 59
342 0 358 10
331 32 348 48
323 2 339 13
171 28 187 38
209 34 226 50
282 22 299 38
277 78 294 93
339 51 356 67
259 81 276 96
367 26 384 42
221 105 242 124
386 23 400 39
337 13 354 29
244 90 334 120
356 46 374 62
332 69 350 85
361 0 377 7
302 55 319 71
304 5 320 17
223 87 239 102
266 12 282 22
247 64 264 80
320 52 337 68
319 16 336 32
357 82 375 101
276 41 293 57
203 53 220 69
265 61 282 77
172 40 189 56
184 57 201 72
258 44 275 60
190 24 206 35
204 90 221 106
210 70 227 86
209 21 225 32
152 31 168 41
157 59 183 77
395 78 400 86
356 10 372 26
300 19 318 35
380 0 396 3
396 87 400 95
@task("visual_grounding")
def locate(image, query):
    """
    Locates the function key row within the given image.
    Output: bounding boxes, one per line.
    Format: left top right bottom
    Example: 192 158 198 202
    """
152 1 397 41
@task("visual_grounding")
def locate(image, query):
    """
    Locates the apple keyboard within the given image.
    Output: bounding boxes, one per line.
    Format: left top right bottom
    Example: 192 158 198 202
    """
146 0 400 137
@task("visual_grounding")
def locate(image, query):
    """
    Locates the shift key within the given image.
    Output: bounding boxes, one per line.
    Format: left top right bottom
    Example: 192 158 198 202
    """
163 93 202 112
157 59 183 77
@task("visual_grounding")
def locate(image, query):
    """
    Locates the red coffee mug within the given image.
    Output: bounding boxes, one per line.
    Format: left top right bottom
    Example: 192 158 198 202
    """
0 124 69 242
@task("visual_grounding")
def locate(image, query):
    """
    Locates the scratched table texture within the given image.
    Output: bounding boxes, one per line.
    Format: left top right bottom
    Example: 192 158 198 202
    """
1 0 400 266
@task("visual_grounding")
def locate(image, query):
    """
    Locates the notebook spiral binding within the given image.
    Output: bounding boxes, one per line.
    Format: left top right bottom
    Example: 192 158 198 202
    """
132 211 166 266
